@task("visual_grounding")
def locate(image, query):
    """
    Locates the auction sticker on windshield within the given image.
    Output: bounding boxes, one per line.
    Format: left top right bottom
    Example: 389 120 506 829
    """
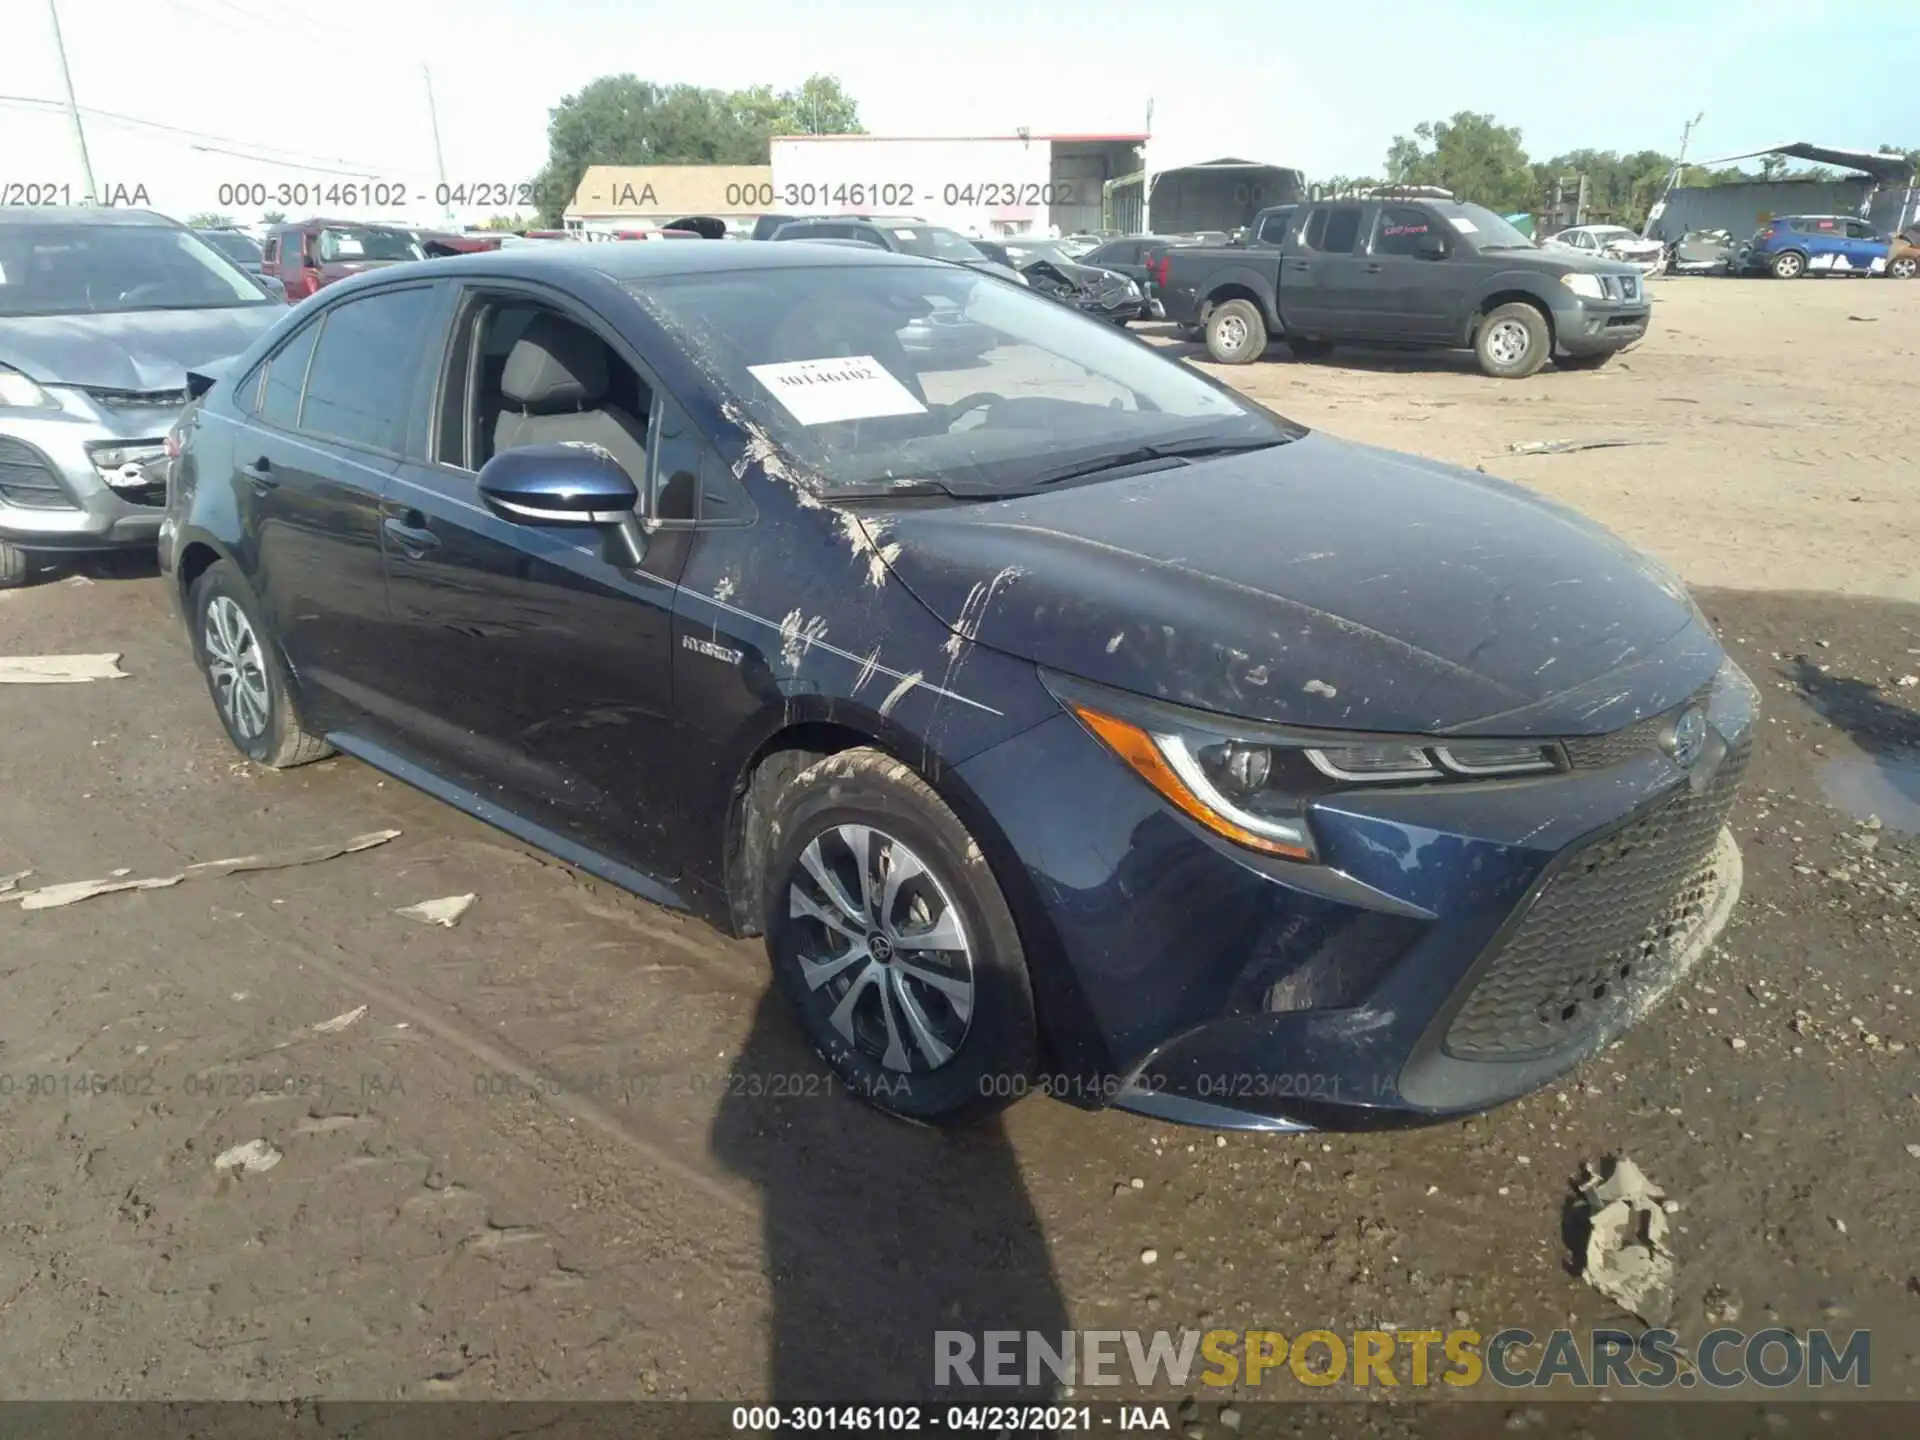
748 356 929 426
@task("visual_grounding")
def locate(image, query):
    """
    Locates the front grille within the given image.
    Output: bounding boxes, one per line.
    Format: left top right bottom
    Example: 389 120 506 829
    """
1561 682 1713 770
1442 735 1750 1061
0 436 76 510
82 386 189 411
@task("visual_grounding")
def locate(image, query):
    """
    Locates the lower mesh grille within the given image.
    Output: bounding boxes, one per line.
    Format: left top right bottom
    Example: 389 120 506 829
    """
1443 737 1750 1061
0 436 75 510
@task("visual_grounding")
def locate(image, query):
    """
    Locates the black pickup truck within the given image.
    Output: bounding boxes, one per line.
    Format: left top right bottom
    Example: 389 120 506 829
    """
1156 196 1652 377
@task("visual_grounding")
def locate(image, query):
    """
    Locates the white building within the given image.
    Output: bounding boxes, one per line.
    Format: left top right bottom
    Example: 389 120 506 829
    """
769 133 1147 237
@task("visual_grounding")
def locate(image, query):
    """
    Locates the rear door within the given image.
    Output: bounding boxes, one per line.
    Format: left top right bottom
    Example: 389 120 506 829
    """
372 282 693 879
1280 202 1367 336
226 282 440 731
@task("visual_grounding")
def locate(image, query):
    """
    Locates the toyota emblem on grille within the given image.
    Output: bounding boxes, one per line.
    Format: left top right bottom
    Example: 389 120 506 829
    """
1668 707 1708 769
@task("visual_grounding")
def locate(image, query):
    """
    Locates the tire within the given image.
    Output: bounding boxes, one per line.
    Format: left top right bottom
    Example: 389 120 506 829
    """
188 560 333 769
1204 298 1268 365
762 747 1038 1126
0 541 28 590
1553 350 1615 371
1287 336 1336 360
1890 255 1918 280
1771 250 1806 279
1473 301 1550 378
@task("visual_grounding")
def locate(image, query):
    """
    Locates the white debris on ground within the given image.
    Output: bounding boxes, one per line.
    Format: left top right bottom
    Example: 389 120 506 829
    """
311 1005 367 1035
396 894 477 928
212 1139 283 1175
1578 1155 1676 1326
0 654 129 684
1 830 402 912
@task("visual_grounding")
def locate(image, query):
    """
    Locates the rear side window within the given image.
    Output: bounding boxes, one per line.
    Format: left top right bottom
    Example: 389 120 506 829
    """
1301 206 1362 254
1372 206 1436 256
256 321 320 429
298 286 437 452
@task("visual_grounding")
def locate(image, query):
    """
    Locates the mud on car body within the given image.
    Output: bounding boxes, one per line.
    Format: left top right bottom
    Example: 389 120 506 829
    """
162 240 1755 1130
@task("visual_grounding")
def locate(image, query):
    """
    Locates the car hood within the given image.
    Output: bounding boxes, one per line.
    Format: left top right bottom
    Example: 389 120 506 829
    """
867 431 1717 736
1498 246 1644 280
0 306 282 392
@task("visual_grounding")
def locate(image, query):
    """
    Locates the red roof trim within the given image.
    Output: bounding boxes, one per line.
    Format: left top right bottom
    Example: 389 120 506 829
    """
771 133 1150 144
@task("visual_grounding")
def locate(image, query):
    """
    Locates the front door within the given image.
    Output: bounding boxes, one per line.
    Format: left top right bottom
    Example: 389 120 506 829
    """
226 284 438 732
371 287 691 877
1350 204 1458 341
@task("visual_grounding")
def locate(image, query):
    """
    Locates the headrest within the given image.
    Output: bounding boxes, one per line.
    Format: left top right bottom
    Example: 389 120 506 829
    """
502 313 609 410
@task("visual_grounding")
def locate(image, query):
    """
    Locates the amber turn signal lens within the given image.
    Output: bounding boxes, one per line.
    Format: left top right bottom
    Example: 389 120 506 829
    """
1072 705 1311 860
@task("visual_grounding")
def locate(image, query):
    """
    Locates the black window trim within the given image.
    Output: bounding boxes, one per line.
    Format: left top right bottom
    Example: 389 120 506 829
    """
258 279 439 461
241 312 323 429
426 276 747 529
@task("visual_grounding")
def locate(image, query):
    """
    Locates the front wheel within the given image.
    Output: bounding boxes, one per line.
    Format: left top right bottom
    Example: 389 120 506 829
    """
1204 298 1268 364
189 560 333 768
0 541 28 590
1889 255 1918 280
1474 301 1550 378
763 748 1037 1125
1771 250 1806 279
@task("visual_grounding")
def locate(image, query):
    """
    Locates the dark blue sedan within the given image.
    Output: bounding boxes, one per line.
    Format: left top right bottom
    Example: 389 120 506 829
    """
159 239 1756 1131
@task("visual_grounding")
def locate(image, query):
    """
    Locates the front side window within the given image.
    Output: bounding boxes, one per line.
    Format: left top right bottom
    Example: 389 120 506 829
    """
1373 206 1438 257
632 262 1296 499
298 286 437 451
0 223 275 317
1844 219 1878 239
1256 211 1294 244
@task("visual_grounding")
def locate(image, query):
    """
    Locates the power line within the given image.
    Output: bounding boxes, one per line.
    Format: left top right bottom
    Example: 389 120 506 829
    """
0 94 412 176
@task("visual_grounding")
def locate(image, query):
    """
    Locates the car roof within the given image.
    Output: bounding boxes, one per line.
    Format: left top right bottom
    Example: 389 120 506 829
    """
0 206 178 228
406 238 940 284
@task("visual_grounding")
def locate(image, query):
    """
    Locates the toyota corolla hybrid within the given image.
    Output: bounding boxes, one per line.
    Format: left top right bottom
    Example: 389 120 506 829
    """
160 239 1755 1131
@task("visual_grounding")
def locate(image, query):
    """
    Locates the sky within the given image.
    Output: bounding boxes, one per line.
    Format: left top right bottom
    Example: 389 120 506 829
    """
5 0 1916 223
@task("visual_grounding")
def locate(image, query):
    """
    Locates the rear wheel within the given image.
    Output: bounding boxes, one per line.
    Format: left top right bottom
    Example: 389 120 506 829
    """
0 541 28 590
1204 298 1268 365
1474 301 1550 378
189 560 333 768
1771 250 1806 279
1286 336 1336 360
762 748 1037 1125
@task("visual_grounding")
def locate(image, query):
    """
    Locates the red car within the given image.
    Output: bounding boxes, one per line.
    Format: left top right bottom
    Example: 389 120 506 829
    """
262 219 424 300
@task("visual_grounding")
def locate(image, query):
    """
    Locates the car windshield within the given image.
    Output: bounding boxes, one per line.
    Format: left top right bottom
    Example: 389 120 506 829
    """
1006 242 1075 267
0 222 273 317
631 262 1296 496
889 227 987 263
198 229 264 265
1440 203 1537 250
315 227 423 263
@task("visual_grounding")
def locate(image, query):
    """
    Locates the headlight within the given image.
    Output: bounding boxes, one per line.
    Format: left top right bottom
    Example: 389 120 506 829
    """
1053 676 1561 863
1560 272 1606 300
0 366 58 410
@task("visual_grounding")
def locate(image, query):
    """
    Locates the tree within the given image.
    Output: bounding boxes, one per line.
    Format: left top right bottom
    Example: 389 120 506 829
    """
261 210 286 224
1384 112 1535 212
1532 149 1676 225
187 211 235 228
531 73 865 224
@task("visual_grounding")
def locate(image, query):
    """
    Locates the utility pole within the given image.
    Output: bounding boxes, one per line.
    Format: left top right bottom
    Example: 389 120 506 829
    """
423 64 451 224
45 0 98 204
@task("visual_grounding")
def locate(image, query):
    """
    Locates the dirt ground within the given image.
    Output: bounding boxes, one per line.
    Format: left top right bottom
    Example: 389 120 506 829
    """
0 277 1916 1422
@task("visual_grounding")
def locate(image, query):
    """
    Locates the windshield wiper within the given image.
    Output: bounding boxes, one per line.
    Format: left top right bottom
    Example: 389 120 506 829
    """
1022 435 1283 489
819 477 1015 502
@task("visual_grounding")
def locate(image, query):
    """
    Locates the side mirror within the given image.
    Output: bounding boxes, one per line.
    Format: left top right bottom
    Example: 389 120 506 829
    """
1416 232 1450 260
477 443 639 525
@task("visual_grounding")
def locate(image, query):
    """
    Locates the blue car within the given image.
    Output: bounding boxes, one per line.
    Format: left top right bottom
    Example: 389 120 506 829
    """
160 241 1757 1132
1738 214 1890 278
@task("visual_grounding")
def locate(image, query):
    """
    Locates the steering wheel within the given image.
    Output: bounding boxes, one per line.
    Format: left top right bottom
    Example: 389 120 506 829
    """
941 393 1001 430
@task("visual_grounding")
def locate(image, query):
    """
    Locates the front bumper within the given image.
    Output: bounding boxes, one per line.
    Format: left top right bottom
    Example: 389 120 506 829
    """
956 659 1756 1129
0 387 179 552
1559 300 1651 355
